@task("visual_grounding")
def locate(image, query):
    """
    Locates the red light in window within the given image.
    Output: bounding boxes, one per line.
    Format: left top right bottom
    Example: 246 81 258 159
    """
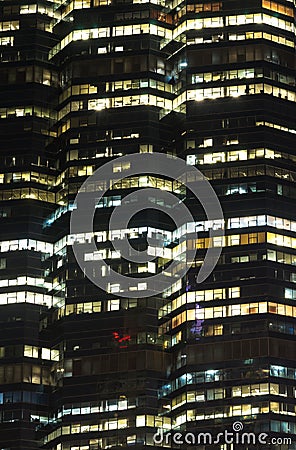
113 331 131 348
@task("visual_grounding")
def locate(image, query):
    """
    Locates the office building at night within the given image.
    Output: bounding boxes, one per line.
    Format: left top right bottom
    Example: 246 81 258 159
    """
0 0 296 449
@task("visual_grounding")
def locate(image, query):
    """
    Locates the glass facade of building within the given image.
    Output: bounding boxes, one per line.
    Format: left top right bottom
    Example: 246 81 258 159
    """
0 0 296 449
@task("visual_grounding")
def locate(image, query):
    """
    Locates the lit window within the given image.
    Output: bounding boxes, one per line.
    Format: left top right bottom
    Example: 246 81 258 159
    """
107 299 120 311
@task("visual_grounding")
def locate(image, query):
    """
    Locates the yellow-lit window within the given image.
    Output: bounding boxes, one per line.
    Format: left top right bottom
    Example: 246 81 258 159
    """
113 162 131 173
24 345 38 358
214 324 223 335
71 423 80 433
32 366 41 384
268 303 277 313
204 308 213 319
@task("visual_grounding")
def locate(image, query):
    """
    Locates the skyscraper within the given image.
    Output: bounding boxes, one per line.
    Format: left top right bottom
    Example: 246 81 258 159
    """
0 0 296 449
0 0 58 447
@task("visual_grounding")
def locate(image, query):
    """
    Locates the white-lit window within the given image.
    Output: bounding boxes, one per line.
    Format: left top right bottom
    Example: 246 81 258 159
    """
107 299 120 311
41 348 51 360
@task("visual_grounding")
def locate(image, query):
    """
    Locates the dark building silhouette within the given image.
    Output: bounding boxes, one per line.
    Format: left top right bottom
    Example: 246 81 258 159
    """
0 0 296 449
